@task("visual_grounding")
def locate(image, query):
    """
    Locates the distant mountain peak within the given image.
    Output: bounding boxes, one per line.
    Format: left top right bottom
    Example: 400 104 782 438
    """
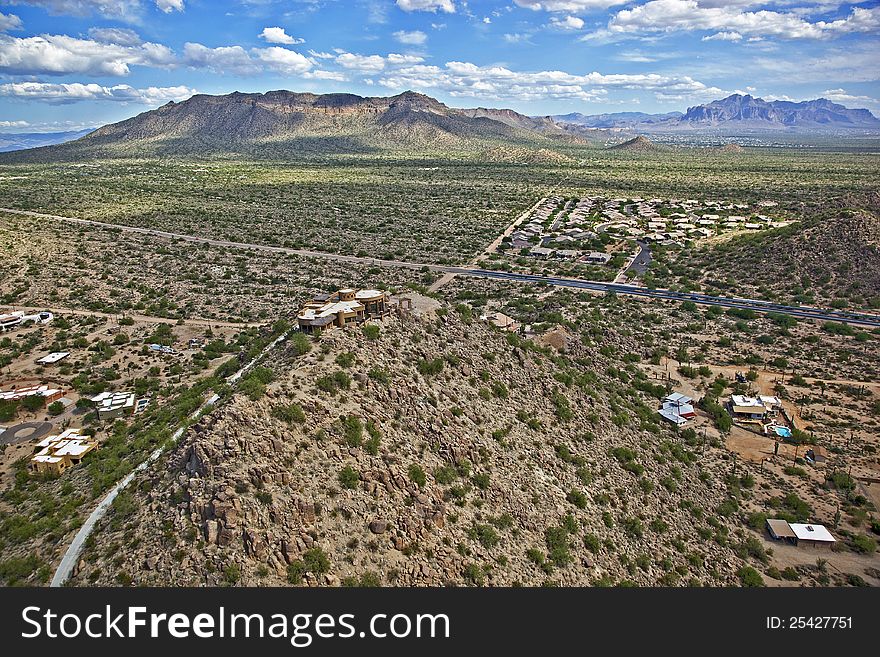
553 94 880 134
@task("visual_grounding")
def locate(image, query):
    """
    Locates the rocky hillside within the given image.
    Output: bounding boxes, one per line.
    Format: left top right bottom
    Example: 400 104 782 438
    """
688 208 880 309
72 308 749 587
1 90 579 161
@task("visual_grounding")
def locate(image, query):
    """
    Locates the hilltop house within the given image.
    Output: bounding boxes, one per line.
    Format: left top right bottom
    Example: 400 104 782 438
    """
30 428 98 476
297 288 391 334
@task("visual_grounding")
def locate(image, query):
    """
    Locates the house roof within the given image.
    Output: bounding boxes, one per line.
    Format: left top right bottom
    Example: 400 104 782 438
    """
37 352 70 364
662 402 695 416
790 523 835 543
766 519 797 539
731 395 764 408
659 408 688 425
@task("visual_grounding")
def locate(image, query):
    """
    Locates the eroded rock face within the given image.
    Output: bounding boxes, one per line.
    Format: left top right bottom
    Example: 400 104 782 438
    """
74 313 745 588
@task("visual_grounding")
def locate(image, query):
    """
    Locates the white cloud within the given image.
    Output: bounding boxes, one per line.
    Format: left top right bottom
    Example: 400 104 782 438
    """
604 1 880 41
750 44 879 83
254 46 313 74
155 0 183 12
183 43 258 75
0 119 29 127
702 31 743 41
2 1 183 18
376 59 724 104
0 12 22 31
819 88 878 107
548 15 585 30
3 1 143 19
259 27 304 45
335 51 423 73
336 52 387 73
184 41 321 77
303 69 347 81
87 27 142 46
0 33 174 76
0 80 195 104
514 0 627 12
396 0 455 13
393 29 428 45
503 33 532 43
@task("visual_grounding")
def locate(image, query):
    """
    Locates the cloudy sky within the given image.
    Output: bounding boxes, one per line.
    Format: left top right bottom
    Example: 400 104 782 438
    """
0 0 877 132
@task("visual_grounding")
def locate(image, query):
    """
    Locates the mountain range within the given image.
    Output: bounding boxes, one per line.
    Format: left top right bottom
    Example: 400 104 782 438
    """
0 129 93 153
0 90 584 161
1 91 877 160
553 94 880 133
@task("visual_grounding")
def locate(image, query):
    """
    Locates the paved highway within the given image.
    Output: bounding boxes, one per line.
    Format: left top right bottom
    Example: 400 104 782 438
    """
453 269 880 328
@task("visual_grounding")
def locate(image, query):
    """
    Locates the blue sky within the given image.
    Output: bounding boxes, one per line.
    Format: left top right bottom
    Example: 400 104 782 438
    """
0 0 878 132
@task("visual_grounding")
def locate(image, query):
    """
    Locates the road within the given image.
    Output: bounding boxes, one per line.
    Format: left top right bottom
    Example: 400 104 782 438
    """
452 269 880 328
624 240 652 278
4 207 880 328
50 331 288 587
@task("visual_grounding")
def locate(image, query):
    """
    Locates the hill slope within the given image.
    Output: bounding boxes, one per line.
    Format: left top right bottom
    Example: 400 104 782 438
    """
609 135 657 152
70 311 749 587
683 208 880 308
1 91 579 161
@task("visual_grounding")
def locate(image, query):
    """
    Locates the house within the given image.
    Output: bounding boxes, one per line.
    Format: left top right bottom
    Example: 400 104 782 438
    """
297 288 391 334
790 523 836 547
805 446 828 464
36 352 70 365
91 391 136 421
729 395 777 420
29 428 98 476
0 311 24 332
480 312 518 331
149 344 177 355
583 252 612 265
0 385 64 406
554 249 581 260
659 392 697 424
529 247 555 258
